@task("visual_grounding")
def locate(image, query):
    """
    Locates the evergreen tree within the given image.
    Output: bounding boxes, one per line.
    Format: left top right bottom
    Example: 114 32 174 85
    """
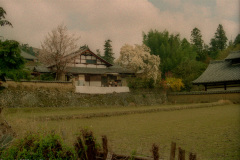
191 27 203 51
103 39 115 64
233 34 240 46
190 27 207 61
143 29 207 90
209 24 228 59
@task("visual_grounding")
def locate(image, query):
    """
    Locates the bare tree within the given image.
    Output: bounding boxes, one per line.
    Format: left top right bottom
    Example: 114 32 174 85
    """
39 24 79 80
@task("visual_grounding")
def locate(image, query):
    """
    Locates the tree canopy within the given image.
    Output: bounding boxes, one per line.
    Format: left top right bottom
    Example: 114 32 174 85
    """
143 30 197 77
20 43 37 57
233 34 240 46
0 7 12 27
0 40 30 81
142 29 207 90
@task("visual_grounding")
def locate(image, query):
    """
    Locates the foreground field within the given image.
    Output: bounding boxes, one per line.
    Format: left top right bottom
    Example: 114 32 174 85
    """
3 103 240 159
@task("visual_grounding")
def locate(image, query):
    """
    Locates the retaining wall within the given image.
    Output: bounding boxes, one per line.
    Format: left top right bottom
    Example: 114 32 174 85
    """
0 85 167 108
168 90 240 103
5 80 74 92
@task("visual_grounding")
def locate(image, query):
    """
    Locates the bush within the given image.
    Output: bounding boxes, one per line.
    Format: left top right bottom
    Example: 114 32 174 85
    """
127 77 155 89
165 77 184 92
0 133 76 159
40 73 55 81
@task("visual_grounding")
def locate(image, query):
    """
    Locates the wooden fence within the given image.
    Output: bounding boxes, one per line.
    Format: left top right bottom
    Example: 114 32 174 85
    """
75 130 197 160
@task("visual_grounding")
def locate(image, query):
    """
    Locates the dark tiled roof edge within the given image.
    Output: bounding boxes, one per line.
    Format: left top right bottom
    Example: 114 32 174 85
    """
225 50 240 60
168 90 240 95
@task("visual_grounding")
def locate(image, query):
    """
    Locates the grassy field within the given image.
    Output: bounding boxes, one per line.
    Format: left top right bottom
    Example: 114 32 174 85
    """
2 103 240 160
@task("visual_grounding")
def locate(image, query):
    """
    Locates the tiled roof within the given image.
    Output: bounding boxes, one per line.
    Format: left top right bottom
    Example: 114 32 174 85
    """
192 60 240 84
225 50 240 60
20 50 38 60
33 66 51 73
66 65 134 75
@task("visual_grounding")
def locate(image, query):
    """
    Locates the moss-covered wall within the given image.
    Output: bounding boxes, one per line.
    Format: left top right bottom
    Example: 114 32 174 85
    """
168 91 240 103
0 84 167 108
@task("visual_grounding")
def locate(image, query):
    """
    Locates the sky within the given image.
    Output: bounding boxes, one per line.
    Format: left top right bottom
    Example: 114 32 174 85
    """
0 0 239 58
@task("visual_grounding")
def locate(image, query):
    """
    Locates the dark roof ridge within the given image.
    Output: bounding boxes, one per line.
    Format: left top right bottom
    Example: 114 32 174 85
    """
209 60 225 64
230 50 240 53
225 50 240 60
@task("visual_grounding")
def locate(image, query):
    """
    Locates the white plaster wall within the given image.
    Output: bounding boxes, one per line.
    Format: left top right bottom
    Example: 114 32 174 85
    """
89 81 101 87
75 86 130 94
96 65 106 68
86 64 97 68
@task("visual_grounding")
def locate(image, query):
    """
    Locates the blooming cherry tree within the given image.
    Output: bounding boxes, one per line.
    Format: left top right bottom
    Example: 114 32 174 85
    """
116 44 161 81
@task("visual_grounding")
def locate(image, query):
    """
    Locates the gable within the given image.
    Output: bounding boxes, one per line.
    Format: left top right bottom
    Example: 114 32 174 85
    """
66 48 112 67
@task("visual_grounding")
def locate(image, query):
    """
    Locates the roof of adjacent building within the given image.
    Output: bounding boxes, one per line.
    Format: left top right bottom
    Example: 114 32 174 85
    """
193 61 240 84
66 65 134 75
193 51 240 84
225 50 240 60
33 66 51 73
20 50 38 60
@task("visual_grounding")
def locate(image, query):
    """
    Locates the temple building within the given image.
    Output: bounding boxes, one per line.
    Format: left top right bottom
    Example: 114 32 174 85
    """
192 50 240 91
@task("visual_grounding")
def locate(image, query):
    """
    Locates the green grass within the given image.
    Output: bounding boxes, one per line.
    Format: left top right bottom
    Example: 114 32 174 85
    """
3 104 240 160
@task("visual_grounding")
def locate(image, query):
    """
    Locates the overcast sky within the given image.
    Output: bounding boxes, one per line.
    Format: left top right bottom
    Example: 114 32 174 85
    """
1 0 239 57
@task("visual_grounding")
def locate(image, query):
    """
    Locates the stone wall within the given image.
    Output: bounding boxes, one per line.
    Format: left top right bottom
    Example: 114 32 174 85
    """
168 90 240 104
4 80 74 92
0 85 167 108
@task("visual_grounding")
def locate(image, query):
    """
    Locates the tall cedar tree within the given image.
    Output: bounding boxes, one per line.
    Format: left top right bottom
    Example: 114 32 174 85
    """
190 27 207 61
191 27 203 51
103 39 115 64
209 24 228 59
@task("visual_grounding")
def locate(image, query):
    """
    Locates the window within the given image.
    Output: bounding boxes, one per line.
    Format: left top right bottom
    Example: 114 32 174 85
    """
86 59 97 64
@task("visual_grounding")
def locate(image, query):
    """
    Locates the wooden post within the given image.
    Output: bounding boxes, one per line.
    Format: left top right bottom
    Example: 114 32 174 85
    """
189 153 193 160
170 142 176 160
152 143 159 160
74 136 87 160
178 147 185 160
82 130 97 160
189 153 196 160
192 154 196 160
102 135 108 160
